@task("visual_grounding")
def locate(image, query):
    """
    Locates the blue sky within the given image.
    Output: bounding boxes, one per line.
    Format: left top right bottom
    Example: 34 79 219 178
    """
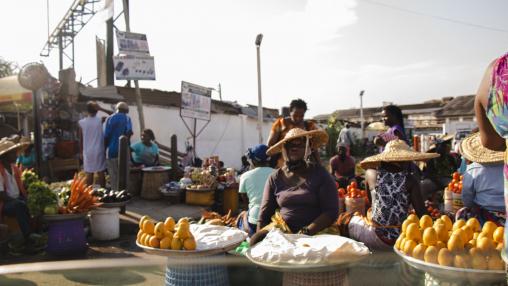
2 0 508 116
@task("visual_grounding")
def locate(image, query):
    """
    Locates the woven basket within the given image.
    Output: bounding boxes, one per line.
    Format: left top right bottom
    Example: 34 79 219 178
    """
282 270 349 286
186 189 215 206
141 170 168 199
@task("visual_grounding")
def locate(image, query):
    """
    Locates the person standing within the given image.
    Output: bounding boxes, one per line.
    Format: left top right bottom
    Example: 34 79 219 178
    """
329 143 356 188
104 102 133 190
374 105 408 148
337 123 354 149
238 144 273 236
267 99 318 168
79 101 107 187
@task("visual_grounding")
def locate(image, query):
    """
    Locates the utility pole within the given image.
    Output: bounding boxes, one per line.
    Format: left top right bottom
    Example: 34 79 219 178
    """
122 0 145 132
255 34 264 144
106 18 114 86
360 90 365 139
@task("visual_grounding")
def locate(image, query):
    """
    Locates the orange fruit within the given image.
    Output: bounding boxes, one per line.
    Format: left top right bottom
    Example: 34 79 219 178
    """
419 215 433 229
440 215 452 231
406 214 419 224
149 236 160 248
488 253 504 270
183 238 197 251
452 219 466 232
164 217 176 232
447 234 464 253
452 228 467 245
471 253 488 270
406 223 422 242
154 222 166 239
466 218 481 233
142 220 155 235
160 237 172 249
461 225 474 242
454 253 471 269
437 248 453 266
403 240 417 255
143 234 152 246
137 230 144 241
424 246 439 264
395 235 405 250
435 241 446 250
493 226 504 244
477 237 494 254
139 215 151 229
423 228 438 246
412 243 427 260
171 237 183 250
482 221 497 239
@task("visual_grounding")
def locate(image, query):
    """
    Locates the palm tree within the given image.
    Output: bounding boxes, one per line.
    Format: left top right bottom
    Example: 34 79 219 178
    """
0 58 18 78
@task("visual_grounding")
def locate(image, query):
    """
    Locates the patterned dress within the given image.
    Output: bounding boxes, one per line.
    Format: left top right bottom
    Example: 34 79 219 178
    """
371 169 410 244
485 53 508 262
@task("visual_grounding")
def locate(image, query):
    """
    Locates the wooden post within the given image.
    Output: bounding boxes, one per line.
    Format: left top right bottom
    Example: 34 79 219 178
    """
118 135 129 191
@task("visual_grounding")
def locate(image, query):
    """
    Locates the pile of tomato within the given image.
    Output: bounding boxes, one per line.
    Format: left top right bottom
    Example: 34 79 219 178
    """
338 181 370 204
448 172 463 194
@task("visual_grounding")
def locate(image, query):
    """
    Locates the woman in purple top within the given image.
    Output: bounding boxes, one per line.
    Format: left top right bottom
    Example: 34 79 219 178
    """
250 128 338 245
374 105 408 148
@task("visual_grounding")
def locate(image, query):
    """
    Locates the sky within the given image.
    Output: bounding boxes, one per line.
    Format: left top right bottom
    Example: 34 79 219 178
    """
2 0 508 116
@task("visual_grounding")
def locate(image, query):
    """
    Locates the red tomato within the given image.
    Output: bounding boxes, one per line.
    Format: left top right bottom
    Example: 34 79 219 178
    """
360 190 366 197
453 172 460 181
427 207 433 212
351 181 357 189
447 183 454 191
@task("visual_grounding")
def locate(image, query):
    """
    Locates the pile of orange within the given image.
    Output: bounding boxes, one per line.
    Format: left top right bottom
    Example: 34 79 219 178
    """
448 172 463 194
395 214 504 270
137 216 197 251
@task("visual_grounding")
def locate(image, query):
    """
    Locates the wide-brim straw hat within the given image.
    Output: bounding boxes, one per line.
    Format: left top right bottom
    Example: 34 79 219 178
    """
460 133 504 164
266 128 328 156
0 135 31 157
360 139 439 169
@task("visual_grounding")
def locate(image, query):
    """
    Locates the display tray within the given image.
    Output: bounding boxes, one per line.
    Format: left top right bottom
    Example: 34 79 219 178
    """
142 166 171 172
394 246 504 283
137 225 247 258
245 249 367 273
43 212 88 222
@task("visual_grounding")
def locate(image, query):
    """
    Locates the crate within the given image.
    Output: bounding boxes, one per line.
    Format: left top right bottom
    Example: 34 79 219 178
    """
186 189 215 206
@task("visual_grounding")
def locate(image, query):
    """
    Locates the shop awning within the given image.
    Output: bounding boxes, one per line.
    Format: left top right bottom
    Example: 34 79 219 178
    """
0 75 32 104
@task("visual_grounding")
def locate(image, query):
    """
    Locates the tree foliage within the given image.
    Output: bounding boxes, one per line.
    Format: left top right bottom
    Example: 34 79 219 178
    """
0 57 18 78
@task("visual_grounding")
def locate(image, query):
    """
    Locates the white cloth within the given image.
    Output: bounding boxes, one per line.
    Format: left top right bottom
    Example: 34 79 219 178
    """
249 229 369 265
189 224 247 250
348 216 391 250
0 170 20 199
79 116 106 173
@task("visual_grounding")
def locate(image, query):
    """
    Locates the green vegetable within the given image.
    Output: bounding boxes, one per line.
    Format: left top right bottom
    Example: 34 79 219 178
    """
21 169 39 188
27 181 57 217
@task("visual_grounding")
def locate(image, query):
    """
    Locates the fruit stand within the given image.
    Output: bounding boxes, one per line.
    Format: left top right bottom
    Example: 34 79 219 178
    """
394 213 505 285
136 215 247 286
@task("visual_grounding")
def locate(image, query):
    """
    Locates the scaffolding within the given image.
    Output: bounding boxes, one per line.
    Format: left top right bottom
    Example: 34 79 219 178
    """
40 0 101 70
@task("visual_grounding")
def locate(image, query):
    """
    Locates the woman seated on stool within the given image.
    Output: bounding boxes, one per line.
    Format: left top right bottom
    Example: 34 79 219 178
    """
0 136 34 249
455 133 505 226
131 129 159 167
237 144 273 236
338 140 434 250
250 128 338 245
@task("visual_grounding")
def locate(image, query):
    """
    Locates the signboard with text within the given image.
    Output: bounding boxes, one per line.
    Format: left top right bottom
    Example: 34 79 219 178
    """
113 55 155 80
180 81 212 121
116 31 150 55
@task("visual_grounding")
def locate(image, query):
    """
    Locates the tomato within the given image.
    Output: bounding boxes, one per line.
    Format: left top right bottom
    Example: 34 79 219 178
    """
460 175 464 181
447 182 454 191
350 181 357 189
452 172 460 181
360 190 366 197
427 207 433 212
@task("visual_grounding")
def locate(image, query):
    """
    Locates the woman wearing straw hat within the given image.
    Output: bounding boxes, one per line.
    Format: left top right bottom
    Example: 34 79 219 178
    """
339 139 436 250
455 133 505 226
250 128 338 245
0 135 33 247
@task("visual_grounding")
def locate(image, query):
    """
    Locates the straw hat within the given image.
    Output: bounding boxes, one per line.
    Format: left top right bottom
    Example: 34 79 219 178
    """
460 133 504 164
360 139 439 169
0 135 31 157
266 128 328 156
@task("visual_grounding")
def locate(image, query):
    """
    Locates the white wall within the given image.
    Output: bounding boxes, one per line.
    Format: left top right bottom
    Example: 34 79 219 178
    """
98 102 273 169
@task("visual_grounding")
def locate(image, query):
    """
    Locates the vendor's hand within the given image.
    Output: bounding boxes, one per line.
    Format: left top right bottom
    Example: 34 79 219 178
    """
249 229 269 246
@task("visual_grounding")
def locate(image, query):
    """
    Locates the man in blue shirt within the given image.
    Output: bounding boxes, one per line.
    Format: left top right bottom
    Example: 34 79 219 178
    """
104 102 133 190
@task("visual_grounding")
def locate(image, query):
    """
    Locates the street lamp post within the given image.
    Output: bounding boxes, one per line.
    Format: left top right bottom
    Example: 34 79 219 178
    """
360 90 365 139
255 34 264 144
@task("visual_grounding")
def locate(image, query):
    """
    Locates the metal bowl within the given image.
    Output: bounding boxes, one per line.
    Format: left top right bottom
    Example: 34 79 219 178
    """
394 246 504 283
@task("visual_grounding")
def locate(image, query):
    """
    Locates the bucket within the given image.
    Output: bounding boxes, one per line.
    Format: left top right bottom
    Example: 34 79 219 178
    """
46 218 87 256
90 207 120 241
282 270 348 286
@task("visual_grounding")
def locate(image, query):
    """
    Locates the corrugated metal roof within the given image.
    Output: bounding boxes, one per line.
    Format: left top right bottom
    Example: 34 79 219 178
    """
435 95 475 117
